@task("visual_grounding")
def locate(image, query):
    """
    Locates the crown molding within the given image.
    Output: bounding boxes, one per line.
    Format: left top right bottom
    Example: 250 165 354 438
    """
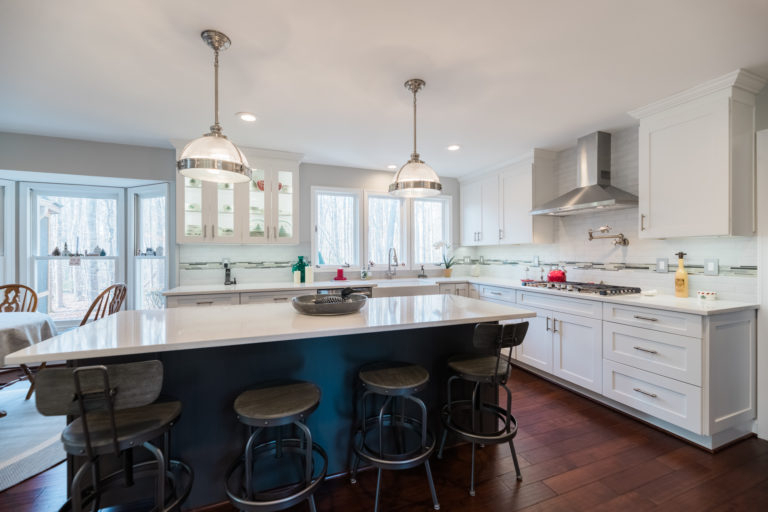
629 69 767 120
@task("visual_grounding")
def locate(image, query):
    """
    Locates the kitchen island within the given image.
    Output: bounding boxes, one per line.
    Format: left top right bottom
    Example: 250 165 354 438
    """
6 295 534 508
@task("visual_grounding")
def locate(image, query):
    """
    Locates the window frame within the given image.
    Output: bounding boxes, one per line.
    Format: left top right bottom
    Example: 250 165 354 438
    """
363 190 409 269
0 179 16 284
19 182 125 328
409 195 453 269
127 183 170 310
310 186 363 269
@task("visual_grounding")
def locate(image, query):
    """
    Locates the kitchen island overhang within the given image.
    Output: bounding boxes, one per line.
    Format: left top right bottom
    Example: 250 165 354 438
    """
6 295 535 508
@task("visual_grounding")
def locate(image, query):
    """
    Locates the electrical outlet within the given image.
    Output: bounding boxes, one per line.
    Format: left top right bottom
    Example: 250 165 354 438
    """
533 256 540 267
656 258 668 273
704 258 719 276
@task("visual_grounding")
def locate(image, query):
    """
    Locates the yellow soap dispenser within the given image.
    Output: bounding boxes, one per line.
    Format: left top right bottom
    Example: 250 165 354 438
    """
674 252 689 298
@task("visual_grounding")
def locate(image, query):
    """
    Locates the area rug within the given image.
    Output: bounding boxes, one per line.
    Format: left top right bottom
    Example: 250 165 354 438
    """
0 380 65 491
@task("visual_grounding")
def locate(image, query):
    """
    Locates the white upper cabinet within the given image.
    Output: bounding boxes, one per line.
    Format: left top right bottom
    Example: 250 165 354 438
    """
460 149 556 246
173 143 302 244
630 69 766 238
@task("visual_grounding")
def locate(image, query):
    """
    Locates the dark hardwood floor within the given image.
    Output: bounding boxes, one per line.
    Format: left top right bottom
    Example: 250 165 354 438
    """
2 367 767 511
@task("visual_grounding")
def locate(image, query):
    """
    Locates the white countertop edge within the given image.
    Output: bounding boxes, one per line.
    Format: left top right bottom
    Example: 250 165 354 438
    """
163 277 758 315
4 310 535 365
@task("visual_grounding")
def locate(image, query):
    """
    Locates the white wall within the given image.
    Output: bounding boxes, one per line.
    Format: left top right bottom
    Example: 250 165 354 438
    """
465 126 758 301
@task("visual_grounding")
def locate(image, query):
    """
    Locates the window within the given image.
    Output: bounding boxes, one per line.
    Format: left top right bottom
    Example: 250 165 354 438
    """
21 183 124 325
128 184 169 310
412 197 451 266
312 187 361 267
365 193 406 266
0 179 15 283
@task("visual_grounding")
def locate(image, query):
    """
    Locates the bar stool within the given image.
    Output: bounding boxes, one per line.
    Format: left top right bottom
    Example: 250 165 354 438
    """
225 380 328 511
437 322 528 496
350 361 440 511
35 360 193 512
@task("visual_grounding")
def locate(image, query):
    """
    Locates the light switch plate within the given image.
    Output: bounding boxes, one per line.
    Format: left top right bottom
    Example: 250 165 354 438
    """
704 258 719 276
656 258 668 273
533 256 540 267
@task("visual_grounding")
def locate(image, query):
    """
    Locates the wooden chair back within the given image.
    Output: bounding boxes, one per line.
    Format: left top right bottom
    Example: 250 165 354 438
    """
35 360 163 417
0 284 38 312
80 283 127 326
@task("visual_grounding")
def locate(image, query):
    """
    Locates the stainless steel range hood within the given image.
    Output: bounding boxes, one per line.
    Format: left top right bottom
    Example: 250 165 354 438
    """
530 131 638 216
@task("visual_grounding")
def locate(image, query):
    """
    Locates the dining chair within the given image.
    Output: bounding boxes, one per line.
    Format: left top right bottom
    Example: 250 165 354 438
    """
80 283 127 326
0 284 38 313
0 284 42 400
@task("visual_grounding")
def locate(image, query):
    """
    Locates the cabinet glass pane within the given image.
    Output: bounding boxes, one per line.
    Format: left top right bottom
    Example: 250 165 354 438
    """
217 182 235 238
184 177 203 237
277 170 293 239
248 169 266 239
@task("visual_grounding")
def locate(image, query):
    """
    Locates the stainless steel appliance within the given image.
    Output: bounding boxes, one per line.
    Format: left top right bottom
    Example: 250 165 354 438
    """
522 281 641 296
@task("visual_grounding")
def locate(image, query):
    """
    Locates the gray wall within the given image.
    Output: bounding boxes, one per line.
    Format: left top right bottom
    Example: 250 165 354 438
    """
0 132 175 181
757 87 768 132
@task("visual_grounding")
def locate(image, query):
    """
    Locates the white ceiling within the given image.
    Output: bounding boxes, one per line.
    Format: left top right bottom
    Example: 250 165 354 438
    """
2 0 768 178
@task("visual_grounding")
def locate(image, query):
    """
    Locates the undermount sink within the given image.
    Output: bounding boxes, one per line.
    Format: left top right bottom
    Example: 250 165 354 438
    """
371 280 439 297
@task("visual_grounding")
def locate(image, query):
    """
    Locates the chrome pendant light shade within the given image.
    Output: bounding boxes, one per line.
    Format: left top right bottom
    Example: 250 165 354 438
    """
389 78 442 197
177 30 251 184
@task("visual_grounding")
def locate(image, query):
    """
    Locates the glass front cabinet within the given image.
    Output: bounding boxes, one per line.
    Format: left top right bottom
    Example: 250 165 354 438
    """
174 145 301 245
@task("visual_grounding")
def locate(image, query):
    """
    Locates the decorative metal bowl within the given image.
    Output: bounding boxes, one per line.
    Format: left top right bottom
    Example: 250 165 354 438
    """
291 294 367 316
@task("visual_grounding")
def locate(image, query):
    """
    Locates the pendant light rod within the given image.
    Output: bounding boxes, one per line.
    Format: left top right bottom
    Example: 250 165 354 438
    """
405 78 425 162
201 30 231 136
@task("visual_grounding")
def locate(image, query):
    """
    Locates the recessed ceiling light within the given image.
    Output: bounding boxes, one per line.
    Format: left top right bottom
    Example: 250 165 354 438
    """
237 112 257 122
446 144 461 151
387 164 398 170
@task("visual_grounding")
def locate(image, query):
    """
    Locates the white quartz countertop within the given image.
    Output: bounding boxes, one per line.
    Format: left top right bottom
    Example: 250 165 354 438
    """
4 295 535 365
163 276 757 315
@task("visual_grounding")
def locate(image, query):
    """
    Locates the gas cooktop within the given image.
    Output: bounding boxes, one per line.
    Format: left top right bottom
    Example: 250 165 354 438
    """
522 281 641 296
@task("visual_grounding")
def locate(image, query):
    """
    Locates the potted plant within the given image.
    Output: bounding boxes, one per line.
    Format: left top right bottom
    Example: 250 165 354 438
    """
433 241 454 277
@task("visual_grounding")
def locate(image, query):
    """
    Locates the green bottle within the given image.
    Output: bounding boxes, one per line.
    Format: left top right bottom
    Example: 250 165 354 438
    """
292 256 307 283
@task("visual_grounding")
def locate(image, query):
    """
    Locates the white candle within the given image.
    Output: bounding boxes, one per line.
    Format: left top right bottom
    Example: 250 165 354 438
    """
305 266 314 284
293 270 301 284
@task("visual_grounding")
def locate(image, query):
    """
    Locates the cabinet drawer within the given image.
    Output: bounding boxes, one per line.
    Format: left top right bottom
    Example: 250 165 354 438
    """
516 291 601 319
603 360 702 434
241 291 300 304
602 303 702 337
479 285 515 303
167 293 240 308
603 322 702 385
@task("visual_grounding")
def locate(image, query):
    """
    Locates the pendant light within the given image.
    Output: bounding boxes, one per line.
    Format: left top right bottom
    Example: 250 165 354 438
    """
389 78 442 197
177 30 251 184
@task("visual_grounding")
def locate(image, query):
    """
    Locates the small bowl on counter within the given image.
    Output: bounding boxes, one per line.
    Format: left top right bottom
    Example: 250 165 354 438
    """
696 290 717 301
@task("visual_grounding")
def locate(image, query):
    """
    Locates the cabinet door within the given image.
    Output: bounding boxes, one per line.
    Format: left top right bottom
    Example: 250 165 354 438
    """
460 181 482 246
468 284 479 299
553 311 603 393
516 307 553 372
479 175 499 245
211 182 240 243
500 164 533 244
455 283 468 296
271 168 299 244
177 176 207 243
638 97 730 238
243 168 270 243
439 283 456 295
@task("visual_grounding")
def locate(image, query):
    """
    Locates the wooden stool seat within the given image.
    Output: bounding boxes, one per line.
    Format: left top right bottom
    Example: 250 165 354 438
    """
62 401 182 456
447 355 511 382
358 361 429 396
234 380 320 427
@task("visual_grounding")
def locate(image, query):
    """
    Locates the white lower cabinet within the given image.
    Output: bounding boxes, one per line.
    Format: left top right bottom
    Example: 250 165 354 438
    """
553 312 602 393
515 308 553 373
438 282 469 297
241 291 301 304
603 359 702 433
166 293 240 308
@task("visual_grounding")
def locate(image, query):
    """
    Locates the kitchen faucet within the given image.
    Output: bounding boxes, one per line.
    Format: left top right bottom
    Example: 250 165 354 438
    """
386 248 398 279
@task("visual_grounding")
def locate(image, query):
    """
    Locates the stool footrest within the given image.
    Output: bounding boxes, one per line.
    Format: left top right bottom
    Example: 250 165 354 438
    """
441 401 519 444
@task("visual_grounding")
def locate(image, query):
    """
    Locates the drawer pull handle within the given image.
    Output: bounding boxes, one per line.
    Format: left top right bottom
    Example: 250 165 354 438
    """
490 291 502 296
273 297 288 302
196 301 214 305
633 315 659 322
552 318 558 333
546 317 551 332
633 346 658 355
633 387 658 398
